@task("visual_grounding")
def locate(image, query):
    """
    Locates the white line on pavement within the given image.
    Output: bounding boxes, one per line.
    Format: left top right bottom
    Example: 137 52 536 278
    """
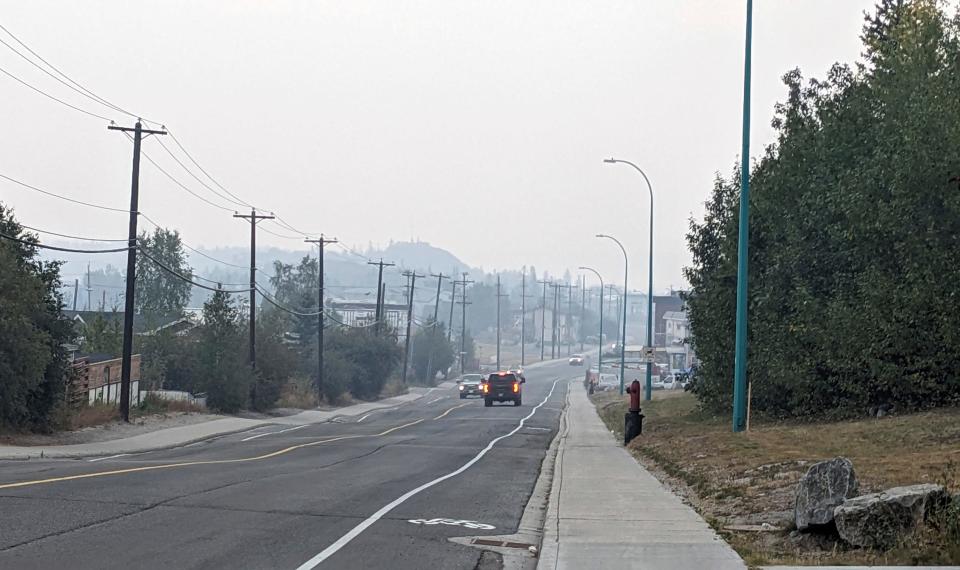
524 427 551 431
241 425 307 442
294 377 563 569
356 413 373 423
427 397 444 404
87 454 130 463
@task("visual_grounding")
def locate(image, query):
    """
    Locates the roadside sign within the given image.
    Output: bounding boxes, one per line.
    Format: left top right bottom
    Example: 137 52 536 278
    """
642 346 656 363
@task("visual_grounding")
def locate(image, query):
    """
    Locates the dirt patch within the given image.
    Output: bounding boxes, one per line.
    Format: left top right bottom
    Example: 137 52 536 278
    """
0 411 224 447
591 390 960 566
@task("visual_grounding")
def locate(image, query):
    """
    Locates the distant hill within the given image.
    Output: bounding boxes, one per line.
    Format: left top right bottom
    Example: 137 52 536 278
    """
374 240 471 275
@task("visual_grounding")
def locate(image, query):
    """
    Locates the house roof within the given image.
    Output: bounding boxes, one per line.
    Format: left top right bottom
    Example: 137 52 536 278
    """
663 311 687 320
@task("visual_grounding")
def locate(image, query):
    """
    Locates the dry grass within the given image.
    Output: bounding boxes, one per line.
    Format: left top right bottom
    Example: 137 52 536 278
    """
592 390 960 566
276 379 320 409
69 403 120 429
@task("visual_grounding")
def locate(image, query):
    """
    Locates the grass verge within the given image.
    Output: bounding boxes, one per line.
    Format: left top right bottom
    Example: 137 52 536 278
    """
591 389 960 566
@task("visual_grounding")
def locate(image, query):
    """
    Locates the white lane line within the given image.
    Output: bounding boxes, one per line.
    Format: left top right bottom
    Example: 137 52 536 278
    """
432 402 469 420
356 413 374 423
87 454 130 463
295 377 563 569
427 397 445 404
241 425 307 442
524 426 551 431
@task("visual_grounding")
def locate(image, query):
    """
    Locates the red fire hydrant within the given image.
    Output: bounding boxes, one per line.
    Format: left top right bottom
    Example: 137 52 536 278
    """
624 379 644 444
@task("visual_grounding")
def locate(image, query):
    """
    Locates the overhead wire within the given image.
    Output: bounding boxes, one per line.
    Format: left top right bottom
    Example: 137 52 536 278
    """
0 22 152 122
0 231 133 253
138 212 252 270
138 248 250 294
0 172 131 213
151 137 250 209
19 224 127 242
0 64 114 122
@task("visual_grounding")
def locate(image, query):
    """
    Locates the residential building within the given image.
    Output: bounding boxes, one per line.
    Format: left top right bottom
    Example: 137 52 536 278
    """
329 300 408 335
69 353 142 407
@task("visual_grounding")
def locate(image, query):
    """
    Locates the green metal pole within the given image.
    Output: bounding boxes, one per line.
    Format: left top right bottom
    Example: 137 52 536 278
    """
579 266 604 375
597 234 628 395
605 159 655 401
732 0 753 433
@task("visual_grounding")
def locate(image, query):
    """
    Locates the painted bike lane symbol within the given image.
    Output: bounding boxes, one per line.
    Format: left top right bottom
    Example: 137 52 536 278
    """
407 518 496 530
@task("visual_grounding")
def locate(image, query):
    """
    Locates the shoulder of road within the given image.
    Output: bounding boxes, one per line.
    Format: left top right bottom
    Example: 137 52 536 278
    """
0 382 456 460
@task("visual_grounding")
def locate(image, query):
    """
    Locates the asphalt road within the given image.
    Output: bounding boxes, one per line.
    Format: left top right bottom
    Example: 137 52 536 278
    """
0 360 575 570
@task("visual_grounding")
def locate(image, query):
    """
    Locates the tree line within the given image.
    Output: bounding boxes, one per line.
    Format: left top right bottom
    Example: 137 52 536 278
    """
684 0 960 418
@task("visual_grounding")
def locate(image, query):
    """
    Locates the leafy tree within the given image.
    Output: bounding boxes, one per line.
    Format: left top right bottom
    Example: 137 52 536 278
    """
196 290 254 412
411 319 454 384
326 327 402 400
136 227 192 320
685 1 960 418
82 311 123 356
252 310 298 410
0 204 73 431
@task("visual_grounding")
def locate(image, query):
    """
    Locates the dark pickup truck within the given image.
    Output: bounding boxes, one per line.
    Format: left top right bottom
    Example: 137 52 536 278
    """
482 371 524 407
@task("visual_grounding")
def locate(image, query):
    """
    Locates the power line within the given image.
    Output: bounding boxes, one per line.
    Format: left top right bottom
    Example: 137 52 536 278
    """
0 22 150 121
254 285 322 317
0 63 113 122
19 224 127 242
0 172 131 213
260 224 304 240
0 231 133 253
138 248 250 294
166 129 254 208
150 137 250 209
138 212 252 270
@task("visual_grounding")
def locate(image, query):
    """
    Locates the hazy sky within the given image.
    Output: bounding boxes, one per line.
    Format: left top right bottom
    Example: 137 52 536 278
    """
1 1 878 293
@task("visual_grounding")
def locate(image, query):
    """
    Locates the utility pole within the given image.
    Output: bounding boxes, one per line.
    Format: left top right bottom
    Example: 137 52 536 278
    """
233 209 275 368
367 259 395 334
456 273 474 374
520 268 533 367
495 274 508 370
552 283 562 359
401 270 424 385
566 282 574 356
426 272 448 383
305 235 337 402
109 120 166 423
85 263 92 311
72 278 79 311
446 279 458 343
538 279 551 361
580 275 586 352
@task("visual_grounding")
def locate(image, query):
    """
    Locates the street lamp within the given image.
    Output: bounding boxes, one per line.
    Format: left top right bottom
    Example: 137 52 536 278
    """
578 266 604 375
604 157 655 401
596 234 628 395
732 0 754 432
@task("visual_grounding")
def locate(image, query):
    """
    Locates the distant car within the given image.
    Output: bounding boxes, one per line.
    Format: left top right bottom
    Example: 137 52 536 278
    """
483 371 524 407
661 374 678 390
596 373 620 392
457 374 484 399
568 354 585 366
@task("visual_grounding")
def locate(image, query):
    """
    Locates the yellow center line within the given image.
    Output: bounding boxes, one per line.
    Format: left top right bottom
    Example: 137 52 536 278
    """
0 418 425 491
433 403 469 420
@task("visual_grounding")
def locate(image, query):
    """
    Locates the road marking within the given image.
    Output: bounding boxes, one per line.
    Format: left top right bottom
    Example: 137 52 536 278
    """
524 427 551 431
241 424 307 442
408 518 495 530
357 413 373 423
87 454 129 463
433 402 469 420
295 378 562 569
427 397 445 404
0 419 425 491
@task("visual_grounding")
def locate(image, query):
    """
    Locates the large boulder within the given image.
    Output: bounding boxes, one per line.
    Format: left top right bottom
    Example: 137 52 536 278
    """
834 484 952 549
794 457 859 531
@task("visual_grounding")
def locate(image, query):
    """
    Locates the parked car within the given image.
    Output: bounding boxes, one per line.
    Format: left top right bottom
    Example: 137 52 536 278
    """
596 373 620 392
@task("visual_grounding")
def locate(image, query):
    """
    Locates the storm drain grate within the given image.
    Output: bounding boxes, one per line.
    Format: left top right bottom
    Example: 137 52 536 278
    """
471 538 534 549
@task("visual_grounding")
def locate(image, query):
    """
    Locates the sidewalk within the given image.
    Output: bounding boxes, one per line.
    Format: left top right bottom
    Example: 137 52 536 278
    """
538 380 746 570
0 383 453 460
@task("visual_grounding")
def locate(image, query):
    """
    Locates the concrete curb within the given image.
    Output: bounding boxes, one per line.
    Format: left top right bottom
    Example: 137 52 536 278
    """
536 380 571 570
0 383 453 461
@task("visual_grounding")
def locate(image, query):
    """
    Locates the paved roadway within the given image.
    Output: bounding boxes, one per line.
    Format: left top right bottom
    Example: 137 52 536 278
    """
0 360 574 570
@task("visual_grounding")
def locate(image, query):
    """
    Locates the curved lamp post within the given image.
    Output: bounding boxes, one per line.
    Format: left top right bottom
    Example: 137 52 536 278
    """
604 158 655 401
578 266 604 375
596 234 628 395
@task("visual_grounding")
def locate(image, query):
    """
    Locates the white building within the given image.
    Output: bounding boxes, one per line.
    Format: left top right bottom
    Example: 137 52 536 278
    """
329 300 408 335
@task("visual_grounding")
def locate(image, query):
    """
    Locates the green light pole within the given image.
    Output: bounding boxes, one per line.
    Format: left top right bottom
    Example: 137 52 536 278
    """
604 158 655 401
732 0 754 432
596 234 628 395
578 266 604 374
